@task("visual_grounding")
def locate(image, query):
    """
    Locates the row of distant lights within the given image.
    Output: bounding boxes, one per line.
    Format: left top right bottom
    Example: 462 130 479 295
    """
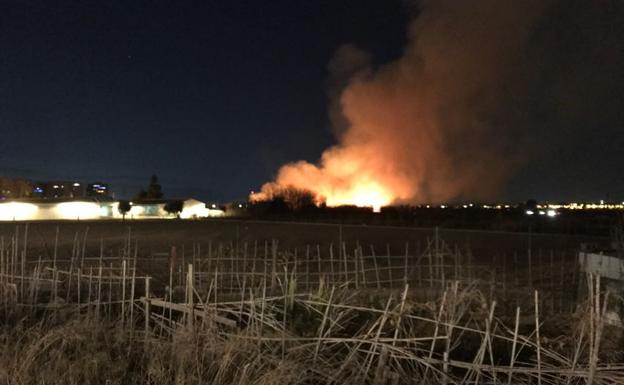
50 183 82 189
525 209 558 217
37 183 107 192
541 200 624 210
426 201 624 212
431 204 558 217
425 203 505 209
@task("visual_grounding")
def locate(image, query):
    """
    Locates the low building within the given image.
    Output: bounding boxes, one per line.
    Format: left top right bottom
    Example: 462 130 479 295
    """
0 198 111 220
0 197 224 221
120 198 224 219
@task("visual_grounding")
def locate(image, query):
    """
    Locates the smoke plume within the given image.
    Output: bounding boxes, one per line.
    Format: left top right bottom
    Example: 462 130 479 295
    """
252 0 624 208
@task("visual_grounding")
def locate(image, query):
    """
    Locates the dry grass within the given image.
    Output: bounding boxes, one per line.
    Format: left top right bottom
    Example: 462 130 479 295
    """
0 224 621 384
0 275 622 385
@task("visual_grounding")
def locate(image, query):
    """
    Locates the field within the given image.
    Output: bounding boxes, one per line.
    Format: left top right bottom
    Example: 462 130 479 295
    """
0 219 621 384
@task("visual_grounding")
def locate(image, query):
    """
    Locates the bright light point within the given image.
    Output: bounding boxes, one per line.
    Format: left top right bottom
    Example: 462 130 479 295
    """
238 204 243 208
600 200 604 205
211 204 217 208
547 209 557 217
73 183 80 187
538 210 545 215
525 210 534 215
440 205 446 209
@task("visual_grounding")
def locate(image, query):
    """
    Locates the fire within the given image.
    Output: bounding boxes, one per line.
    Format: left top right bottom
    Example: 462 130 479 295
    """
250 145 404 212
324 181 390 212
250 177 392 212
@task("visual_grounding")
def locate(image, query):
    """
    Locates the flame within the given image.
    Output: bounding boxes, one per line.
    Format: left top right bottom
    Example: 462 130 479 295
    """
324 181 390 212
250 144 406 212
251 177 391 212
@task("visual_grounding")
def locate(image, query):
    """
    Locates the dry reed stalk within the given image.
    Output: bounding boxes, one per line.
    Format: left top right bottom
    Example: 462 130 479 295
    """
121 260 126 325
317 244 322 288
21 224 27 302
314 286 335 364
329 244 335 286
370 245 381 289
0 236 4 286
392 284 409 348
535 290 542 385
507 306 521 385
251 240 257 287
239 275 247 323
96 264 102 319
404 242 409 288
87 266 92 317
565 320 585 385
271 240 278 290
187 264 194 328
305 245 310 291
144 276 151 339
588 273 610 385
362 294 393 379
108 262 113 318
130 244 137 327
442 281 460 385
80 226 89 273
343 242 348 284
424 289 447 381
259 277 267 340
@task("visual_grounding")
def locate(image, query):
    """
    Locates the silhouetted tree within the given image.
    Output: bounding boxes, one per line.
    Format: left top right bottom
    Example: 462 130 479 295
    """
136 175 164 200
147 175 163 199
136 189 147 200
280 186 318 210
118 200 131 220
164 200 184 218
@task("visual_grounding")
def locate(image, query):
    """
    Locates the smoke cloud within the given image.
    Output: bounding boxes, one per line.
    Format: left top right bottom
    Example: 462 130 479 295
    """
253 0 624 207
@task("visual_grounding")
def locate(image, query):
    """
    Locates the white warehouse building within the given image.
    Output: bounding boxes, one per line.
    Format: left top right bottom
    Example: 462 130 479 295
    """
0 198 223 221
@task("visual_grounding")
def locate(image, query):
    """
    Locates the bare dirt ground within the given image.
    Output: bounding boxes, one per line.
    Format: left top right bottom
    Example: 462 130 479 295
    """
0 218 608 264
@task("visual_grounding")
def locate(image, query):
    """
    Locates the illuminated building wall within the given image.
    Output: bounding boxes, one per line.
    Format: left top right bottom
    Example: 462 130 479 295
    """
0 198 224 221
0 201 102 220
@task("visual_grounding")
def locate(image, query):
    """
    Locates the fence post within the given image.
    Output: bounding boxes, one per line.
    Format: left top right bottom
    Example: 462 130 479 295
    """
271 239 278 290
187 264 194 327
144 277 151 339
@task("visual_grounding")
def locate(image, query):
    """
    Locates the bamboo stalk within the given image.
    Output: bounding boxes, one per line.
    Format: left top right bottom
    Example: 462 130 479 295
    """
535 290 542 385
314 286 334 364
507 306 520 385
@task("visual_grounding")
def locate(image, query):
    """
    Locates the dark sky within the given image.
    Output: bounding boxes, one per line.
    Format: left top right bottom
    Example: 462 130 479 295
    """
0 0 622 203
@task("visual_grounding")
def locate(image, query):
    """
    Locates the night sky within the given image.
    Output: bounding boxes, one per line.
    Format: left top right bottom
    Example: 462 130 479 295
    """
1 0 623 203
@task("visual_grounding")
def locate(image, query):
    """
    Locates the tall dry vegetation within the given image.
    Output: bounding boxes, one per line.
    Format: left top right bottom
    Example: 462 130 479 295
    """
0 275 622 385
0 224 622 384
